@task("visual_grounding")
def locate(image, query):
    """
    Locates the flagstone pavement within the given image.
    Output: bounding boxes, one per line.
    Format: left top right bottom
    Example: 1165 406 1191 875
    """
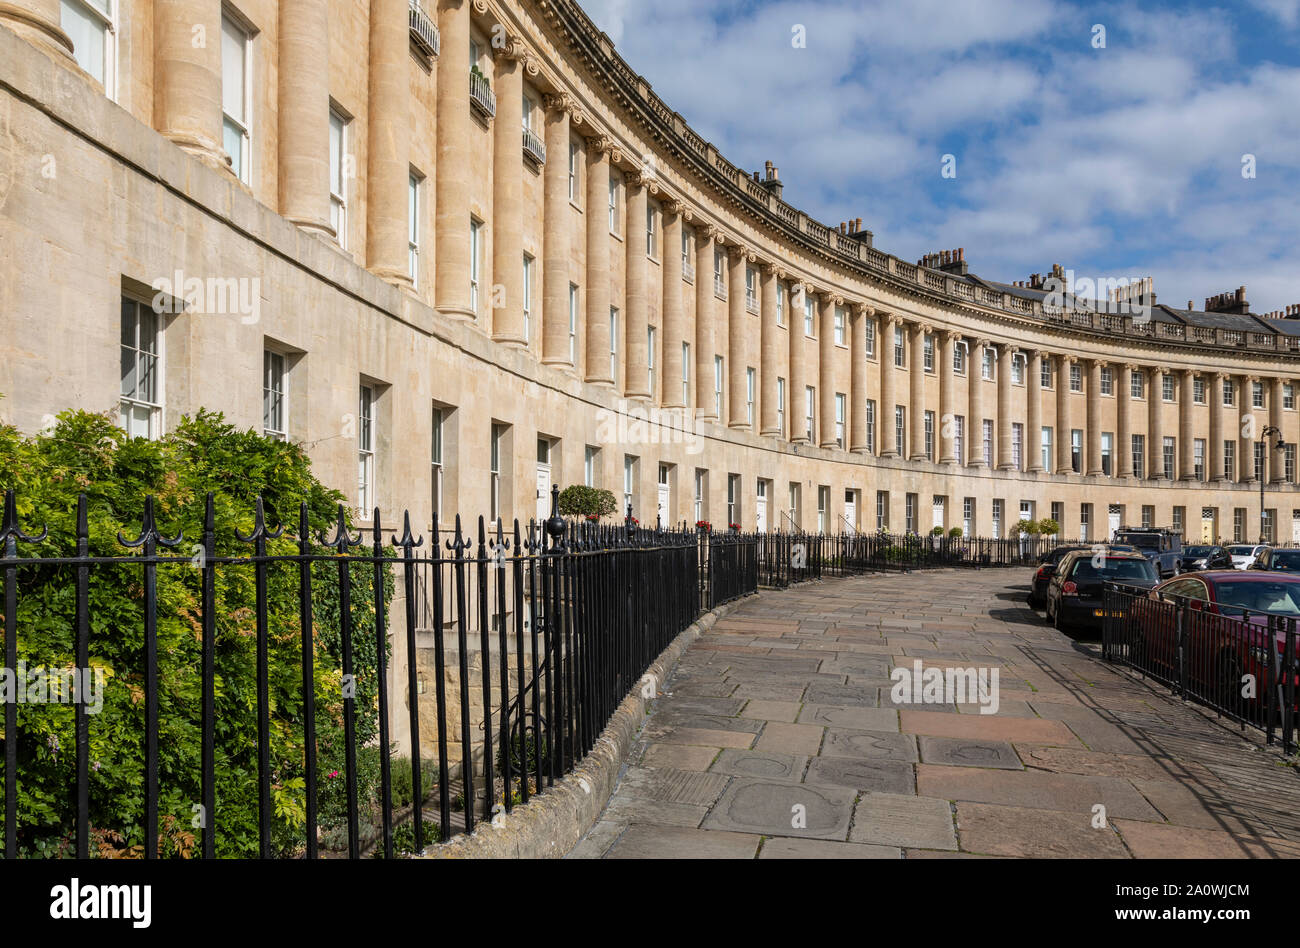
568 568 1300 859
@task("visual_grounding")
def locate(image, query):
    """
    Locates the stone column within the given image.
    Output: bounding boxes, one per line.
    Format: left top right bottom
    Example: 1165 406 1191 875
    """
695 227 717 420
1055 355 1073 474
939 330 957 464
1209 372 1224 481
661 203 687 409
1239 374 1257 483
1086 359 1104 475
819 294 840 447
789 284 810 443
879 315 899 457
969 338 989 467
909 323 927 459
542 97 574 366
997 343 1015 470
154 0 228 169
489 43 525 343
624 176 649 397
1178 369 1195 480
729 246 751 428
278 0 332 238
584 138 613 384
759 263 781 435
0 0 73 57
1271 377 1285 483
1026 349 1043 472
435 0 474 319
850 305 871 453
365 0 413 285
1148 367 1165 479
1117 364 1134 477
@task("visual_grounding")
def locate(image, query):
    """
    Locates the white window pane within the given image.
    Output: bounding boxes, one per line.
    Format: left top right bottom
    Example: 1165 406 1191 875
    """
62 1 107 85
223 118 243 179
221 18 246 122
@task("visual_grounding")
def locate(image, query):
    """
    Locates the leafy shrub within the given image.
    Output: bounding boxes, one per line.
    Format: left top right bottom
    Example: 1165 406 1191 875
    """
556 485 617 520
947 527 963 538
0 408 392 857
1036 518 1060 536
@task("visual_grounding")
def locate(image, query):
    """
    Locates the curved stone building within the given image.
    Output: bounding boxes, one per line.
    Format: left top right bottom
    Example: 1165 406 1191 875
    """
3 0 1300 547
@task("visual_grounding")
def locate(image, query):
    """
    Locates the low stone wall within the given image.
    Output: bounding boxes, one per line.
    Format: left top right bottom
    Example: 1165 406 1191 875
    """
421 605 731 858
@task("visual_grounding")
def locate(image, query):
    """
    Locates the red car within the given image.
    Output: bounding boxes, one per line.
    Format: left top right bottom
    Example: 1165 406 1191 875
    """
1136 571 1300 714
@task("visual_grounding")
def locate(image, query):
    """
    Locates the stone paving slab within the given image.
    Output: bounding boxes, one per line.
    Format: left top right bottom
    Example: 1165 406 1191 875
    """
573 568 1300 859
701 778 856 840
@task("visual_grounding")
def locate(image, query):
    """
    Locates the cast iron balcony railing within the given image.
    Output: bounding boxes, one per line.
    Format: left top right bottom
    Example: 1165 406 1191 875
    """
470 70 496 119
745 290 759 314
714 275 727 300
682 257 695 283
408 1 440 62
522 126 546 164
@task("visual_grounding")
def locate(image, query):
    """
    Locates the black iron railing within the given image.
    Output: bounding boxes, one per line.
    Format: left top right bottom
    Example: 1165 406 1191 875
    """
1102 583 1300 753
0 486 710 859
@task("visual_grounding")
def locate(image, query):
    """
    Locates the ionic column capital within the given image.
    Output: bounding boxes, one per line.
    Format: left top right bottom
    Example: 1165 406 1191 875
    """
761 260 783 278
726 243 755 263
831 295 846 307
591 137 623 165
543 91 577 114
493 34 529 62
664 198 693 222
853 302 876 318
627 170 659 194
470 0 490 13
973 337 991 350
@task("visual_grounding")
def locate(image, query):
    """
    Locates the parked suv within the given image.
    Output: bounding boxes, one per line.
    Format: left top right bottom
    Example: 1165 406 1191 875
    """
1111 527 1184 578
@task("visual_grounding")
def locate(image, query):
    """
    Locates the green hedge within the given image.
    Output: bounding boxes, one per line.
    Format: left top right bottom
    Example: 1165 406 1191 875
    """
0 409 392 857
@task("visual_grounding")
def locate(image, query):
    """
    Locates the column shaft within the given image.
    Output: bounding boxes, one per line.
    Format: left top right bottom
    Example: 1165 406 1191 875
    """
154 0 226 168
820 295 838 447
1086 360 1103 475
624 181 649 397
880 318 898 457
968 340 986 467
1179 370 1195 480
1270 377 1285 482
997 344 1014 469
1117 364 1133 477
435 0 473 318
729 250 749 428
662 209 685 408
542 104 572 364
366 0 412 284
1056 356 1072 474
1239 375 1255 482
490 52 524 342
0 0 73 56
584 144 612 383
909 324 926 459
759 266 780 434
1026 350 1043 472
1149 368 1165 479
1209 373 1224 481
939 332 956 464
278 0 332 237
695 230 717 419
790 287 810 443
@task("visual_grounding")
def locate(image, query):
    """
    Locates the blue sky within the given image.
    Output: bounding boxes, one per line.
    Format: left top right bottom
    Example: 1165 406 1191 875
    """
579 0 1300 312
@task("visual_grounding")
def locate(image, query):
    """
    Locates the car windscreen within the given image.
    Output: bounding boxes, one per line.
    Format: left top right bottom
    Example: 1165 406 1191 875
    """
1213 581 1300 616
1116 535 1160 549
1228 546 1257 557
1072 558 1157 582
1184 546 1214 556
1268 551 1300 570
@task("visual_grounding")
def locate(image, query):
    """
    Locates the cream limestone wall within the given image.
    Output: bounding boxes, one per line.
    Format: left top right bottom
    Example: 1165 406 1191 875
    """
4 0 1300 559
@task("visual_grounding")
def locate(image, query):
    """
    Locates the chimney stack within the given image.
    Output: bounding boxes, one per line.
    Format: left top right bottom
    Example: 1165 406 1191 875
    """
757 161 783 199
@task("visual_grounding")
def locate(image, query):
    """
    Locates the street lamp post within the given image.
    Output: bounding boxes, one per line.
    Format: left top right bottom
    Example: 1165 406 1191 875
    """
1259 425 1286 543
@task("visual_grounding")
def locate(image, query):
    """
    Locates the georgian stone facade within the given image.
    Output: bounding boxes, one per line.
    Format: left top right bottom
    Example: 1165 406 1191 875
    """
4 0 1300 549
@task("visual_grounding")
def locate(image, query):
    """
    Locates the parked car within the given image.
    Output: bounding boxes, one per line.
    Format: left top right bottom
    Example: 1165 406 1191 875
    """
1111 527 1184 578
1247 548 1300 573
1045 549 1160 634
1028 544 1135 607
1227 544 1267 569
1179 544 1233 572
1139 571 1300 703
